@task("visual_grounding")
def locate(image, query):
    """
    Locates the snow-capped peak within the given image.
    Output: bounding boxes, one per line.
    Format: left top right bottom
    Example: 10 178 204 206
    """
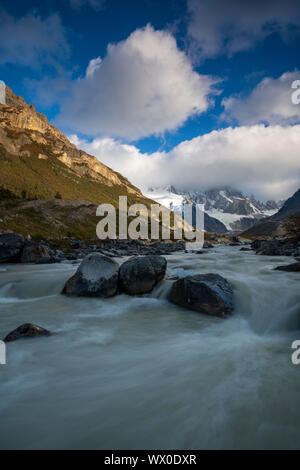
144 186 283 231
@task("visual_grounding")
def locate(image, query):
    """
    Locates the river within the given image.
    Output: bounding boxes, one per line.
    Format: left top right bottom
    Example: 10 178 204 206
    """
0 245 299 449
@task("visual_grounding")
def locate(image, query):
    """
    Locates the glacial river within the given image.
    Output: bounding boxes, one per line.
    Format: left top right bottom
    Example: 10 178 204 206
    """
0 245 300 449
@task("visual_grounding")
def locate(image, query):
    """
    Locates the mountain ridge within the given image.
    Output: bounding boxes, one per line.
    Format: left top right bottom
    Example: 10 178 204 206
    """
145 186 283 232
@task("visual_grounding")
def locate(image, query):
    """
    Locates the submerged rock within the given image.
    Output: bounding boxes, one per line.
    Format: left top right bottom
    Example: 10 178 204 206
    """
168 273 234 317
0 233 24 263
274 262 300 272
62 252 119 297
119 255 167 295
4 323 53 342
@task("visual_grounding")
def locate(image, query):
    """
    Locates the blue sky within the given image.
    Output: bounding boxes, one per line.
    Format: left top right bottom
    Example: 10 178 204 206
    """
0 0 300 199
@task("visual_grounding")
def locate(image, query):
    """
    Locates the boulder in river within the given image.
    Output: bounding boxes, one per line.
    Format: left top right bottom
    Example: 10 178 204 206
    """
119 255 167 295
4 323 53 342
274 262 300 272
168 273 234 317
62 252 119 297
20 241 51 263
0 233 24 263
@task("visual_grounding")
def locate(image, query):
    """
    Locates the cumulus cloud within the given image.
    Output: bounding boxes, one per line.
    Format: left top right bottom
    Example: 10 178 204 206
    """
69 0 106 11
59 25 218 140
222 72 300 125
0 12 68 69
187 0 300 59
70 125 300 201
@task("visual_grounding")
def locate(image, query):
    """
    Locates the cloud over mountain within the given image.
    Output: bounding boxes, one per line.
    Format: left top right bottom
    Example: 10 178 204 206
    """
70 124 300 201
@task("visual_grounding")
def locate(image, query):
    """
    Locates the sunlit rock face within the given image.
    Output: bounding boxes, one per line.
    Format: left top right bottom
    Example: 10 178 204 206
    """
0 85 143 193
0 81 5 105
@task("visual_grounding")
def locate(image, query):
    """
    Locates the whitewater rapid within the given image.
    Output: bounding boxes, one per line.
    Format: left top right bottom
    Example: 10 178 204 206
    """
0 246 300 449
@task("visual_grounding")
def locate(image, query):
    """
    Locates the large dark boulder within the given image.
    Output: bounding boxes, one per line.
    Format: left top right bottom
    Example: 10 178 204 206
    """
62 252 119 297
21 241 50 263
255 240 281 255
0 233 24 263
254 239 298 256
250 239 265 251
119 255 167 295
4 323 53 342
168 273 234 317
274 262 300 272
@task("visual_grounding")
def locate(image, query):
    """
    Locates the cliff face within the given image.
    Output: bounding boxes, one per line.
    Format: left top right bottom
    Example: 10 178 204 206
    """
0 85 142 199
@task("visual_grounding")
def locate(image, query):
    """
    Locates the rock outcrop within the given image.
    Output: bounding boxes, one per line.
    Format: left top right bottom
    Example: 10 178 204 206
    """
168 273 234 317
62 253 119 297
119 255 167 295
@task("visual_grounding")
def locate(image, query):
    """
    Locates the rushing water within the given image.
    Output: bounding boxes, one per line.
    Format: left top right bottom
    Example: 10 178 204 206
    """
0 245 300 450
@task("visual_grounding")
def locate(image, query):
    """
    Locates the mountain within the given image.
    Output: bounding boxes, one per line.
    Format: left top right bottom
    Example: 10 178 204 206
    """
242 188 300 239
0 84 162 238
145 186 227 233
145 186 283 232
0 85 151 206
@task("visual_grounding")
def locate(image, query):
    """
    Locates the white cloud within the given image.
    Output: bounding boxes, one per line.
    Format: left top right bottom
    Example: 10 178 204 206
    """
0 12 68 69
187 0 300 59
222 72 300 125
59 25 218 140
70 124 300 201
85 57 102 78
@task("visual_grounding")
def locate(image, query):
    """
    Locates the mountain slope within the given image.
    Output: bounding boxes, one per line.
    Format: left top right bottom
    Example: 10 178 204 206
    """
242 188 300 239
0 85 149 206
271 188 300 221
